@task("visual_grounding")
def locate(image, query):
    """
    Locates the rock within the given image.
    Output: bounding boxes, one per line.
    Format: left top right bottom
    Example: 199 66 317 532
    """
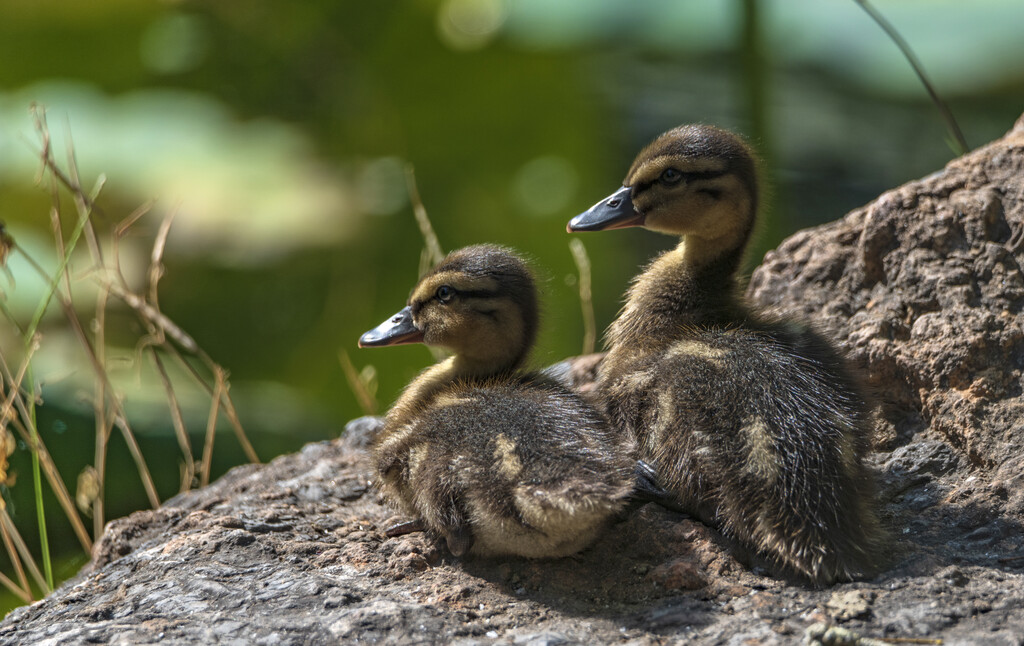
826 590 873 622
648 558 708 592
5 117 1024 644
340 415 384 451
748 114 1024 484
804 622 890 646
936 565 970 588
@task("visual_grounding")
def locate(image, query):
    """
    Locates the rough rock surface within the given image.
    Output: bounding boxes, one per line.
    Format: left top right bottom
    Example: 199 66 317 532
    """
749 113 1024 517
4 116 1024 645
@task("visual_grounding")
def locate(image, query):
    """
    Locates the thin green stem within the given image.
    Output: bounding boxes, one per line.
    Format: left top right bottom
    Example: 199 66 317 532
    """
17 113 102 592
0 298 26 337
24 178 100 344
25 365 53 590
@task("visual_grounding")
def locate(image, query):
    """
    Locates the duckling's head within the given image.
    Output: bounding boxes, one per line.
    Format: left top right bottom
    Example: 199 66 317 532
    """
569 125 759 268
359 244 538 373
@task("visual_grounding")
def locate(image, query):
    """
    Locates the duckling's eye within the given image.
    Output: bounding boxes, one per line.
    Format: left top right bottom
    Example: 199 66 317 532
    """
659 168 683 185
436 285 455 303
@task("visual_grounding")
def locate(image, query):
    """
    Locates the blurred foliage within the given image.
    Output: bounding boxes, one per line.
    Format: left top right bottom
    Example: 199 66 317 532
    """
1 0 1023 611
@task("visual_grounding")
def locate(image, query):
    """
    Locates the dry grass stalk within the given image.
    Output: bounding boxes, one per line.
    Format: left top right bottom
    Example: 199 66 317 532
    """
0 336 93 554
1 387 93 553
215 369 259 465
0 519 34 604
0 573 31 610
108 283 200 355
200 374 226 488
91 283 111 540
36 115 161 512
569 239 597 355
405 164 444 270
0 567 30 605
149 349 196 492
0 510 48 595
0 105 264 600
28 108 159 512
109 210 259 466
339 349 378 416
147 207 176 305
853 0 967 155
0 508 31 603
0 337 36 432
403 165 448 361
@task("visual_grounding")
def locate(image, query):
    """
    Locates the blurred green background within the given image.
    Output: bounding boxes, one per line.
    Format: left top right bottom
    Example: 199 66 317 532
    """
1 0 1023 610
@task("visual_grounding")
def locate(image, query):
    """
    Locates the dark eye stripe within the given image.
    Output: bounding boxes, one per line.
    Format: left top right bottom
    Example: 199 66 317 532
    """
455 288 500 299
411 287 500 312
659 169 727 183
683 169 727 181
636 168 727 194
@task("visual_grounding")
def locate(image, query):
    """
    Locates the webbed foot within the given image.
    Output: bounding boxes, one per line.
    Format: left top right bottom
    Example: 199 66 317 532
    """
385 518 426 537
627 460 685 513
445 525 475 557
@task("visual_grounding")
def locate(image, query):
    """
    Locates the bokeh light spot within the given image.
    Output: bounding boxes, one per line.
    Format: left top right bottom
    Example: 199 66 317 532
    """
513 155 578 217
356 157 409 216
437 0 509 51
140 12 209 75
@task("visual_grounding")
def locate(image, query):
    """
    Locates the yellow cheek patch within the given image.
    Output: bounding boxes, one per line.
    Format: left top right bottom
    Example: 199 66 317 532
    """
692 175 748 238
493 433 523 479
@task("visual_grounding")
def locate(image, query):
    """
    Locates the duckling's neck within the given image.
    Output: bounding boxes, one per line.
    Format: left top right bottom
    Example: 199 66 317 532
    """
607 239 746 352
387 353 524 427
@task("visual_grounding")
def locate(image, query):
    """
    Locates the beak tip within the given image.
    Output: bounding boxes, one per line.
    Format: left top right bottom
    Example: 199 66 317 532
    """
567 186 638 233
358 305 421 348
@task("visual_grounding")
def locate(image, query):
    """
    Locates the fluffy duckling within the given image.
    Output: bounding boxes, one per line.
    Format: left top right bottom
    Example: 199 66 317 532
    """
359 244 636 558
568 125 883 584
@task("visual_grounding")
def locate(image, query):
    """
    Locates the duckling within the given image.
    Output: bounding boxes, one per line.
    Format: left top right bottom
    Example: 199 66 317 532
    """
358 244 637 558
567 125 883 584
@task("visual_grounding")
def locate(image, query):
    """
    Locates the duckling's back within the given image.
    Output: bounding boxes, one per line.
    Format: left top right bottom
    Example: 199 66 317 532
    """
375 374 636 558
602 321 883 583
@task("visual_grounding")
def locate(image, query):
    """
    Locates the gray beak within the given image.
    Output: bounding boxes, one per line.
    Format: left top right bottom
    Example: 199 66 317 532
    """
567 186 644 232
358 306 424 348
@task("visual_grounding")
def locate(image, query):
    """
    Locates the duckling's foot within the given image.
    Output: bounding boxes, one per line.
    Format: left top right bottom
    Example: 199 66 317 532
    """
629 460 683 511
444 526 475 557
385 519 426 538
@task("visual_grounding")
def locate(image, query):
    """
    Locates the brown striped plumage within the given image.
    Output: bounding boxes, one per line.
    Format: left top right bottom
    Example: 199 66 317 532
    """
569 125 885 584
360 245 635 558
